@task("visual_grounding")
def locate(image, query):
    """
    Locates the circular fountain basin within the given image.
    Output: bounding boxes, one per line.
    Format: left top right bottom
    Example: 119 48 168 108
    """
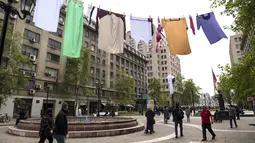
8 116 144 138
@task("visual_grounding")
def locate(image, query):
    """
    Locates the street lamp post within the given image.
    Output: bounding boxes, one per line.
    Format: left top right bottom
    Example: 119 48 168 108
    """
96 81 103 117
204 94 206 107
0 0 35 65
45 86 50 109
140 92 143 116
191 90 195 114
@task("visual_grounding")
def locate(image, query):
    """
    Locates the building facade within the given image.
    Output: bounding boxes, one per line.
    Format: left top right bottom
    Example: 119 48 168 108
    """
229 34 245 65
126 29 181 95
0 3 147 117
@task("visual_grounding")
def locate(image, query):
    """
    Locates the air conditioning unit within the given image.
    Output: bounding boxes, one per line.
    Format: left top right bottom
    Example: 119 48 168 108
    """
59 21 64 25
29 89 35 95
29 38 35 43
31 72 36 77
10 14 17 19
30 55 36 62
59 18 64 25
21 70 26 75
35 84 42 89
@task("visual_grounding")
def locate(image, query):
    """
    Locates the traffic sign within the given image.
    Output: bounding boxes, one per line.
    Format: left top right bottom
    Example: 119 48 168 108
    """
247 97 255 101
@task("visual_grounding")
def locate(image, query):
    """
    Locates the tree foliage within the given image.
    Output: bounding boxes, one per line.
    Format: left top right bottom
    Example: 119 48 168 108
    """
63 48 91 94
217 47 255 104
174 74 201 105
148 77 162 101
211 0 255 35
114 69 135 104
0 22 31 105
211 0 255 105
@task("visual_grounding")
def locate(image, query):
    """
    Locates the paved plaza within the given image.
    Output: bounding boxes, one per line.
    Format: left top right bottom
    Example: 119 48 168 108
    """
0 116 254 143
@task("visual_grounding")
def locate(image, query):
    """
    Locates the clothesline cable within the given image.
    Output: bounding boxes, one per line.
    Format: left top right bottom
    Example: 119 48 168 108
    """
82 1 214 20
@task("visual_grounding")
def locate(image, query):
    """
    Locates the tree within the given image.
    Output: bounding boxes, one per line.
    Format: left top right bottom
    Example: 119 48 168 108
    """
0 22 31 105
114 69 135 104
173 74 201 105
148 77 162 102
217 47 255 104
211 0 255 36
63 48 91 116
182 79 201 105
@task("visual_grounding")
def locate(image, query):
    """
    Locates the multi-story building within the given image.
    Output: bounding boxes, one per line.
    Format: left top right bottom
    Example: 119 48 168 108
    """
126 29 181 95
229 34 245 65
0 3 147 117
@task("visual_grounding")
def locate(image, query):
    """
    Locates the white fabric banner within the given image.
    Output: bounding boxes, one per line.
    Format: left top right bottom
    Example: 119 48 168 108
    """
167 74 174 95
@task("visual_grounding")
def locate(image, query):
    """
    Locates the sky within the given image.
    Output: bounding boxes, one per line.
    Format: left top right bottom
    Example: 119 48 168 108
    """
82 0 235 96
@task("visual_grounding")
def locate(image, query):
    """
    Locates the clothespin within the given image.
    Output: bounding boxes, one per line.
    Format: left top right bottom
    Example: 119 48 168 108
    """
90 2 92 8
98 5 100 10
196 13 198 16
130 13 132 18
149 15 151 19
123 12 125 16
164 16 165 20
158 16 160 23
211 9 214 13
109 8 112 14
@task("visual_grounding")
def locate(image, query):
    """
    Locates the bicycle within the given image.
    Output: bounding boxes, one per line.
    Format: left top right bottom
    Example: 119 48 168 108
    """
0 113 11 123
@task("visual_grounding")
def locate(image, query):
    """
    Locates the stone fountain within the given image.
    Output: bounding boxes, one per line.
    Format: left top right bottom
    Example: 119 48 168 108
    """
8 116 144 138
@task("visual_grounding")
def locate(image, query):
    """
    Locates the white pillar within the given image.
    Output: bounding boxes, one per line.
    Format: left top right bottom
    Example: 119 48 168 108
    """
31 97 43 118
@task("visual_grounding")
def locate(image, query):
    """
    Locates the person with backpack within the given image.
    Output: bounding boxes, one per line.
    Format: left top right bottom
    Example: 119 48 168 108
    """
38 108 54 143
173 103 184 138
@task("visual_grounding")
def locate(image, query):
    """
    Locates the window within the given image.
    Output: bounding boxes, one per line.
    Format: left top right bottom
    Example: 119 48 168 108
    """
44 82 57 91
47 53 60 63
19 63 36 71
25 80 35 89
110 72 114 78
91 45 95 51
45 67 58 77
91 55 95 62
24 29 40 43
85 30 89 37
25 15 34 25
51 28 63 37
48 38 61 49
91 33 96 41
110 54 113 60
110 62 114 69
96 57 100 63
102 60 106 66
96 68 100 76
84 41 88 48
90 67 94 74
22 45 38 57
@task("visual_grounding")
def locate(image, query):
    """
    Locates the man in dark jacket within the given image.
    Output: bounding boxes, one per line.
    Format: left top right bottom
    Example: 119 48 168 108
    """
38 108 54 143
15 108 26 126
173 103 184 138
53 102 68 143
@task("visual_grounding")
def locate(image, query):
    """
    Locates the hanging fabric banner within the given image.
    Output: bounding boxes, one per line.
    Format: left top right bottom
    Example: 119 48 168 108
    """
62 0 84 58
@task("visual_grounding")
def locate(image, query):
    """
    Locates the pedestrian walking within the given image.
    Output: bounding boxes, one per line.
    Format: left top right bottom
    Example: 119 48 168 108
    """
163 107 170 124
173 103 184 138
228 105 238 128
15 108 27 127
145 107 155 134
38 108 54 143
185 107 191 122
53 102 68 143
200 106 216 141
